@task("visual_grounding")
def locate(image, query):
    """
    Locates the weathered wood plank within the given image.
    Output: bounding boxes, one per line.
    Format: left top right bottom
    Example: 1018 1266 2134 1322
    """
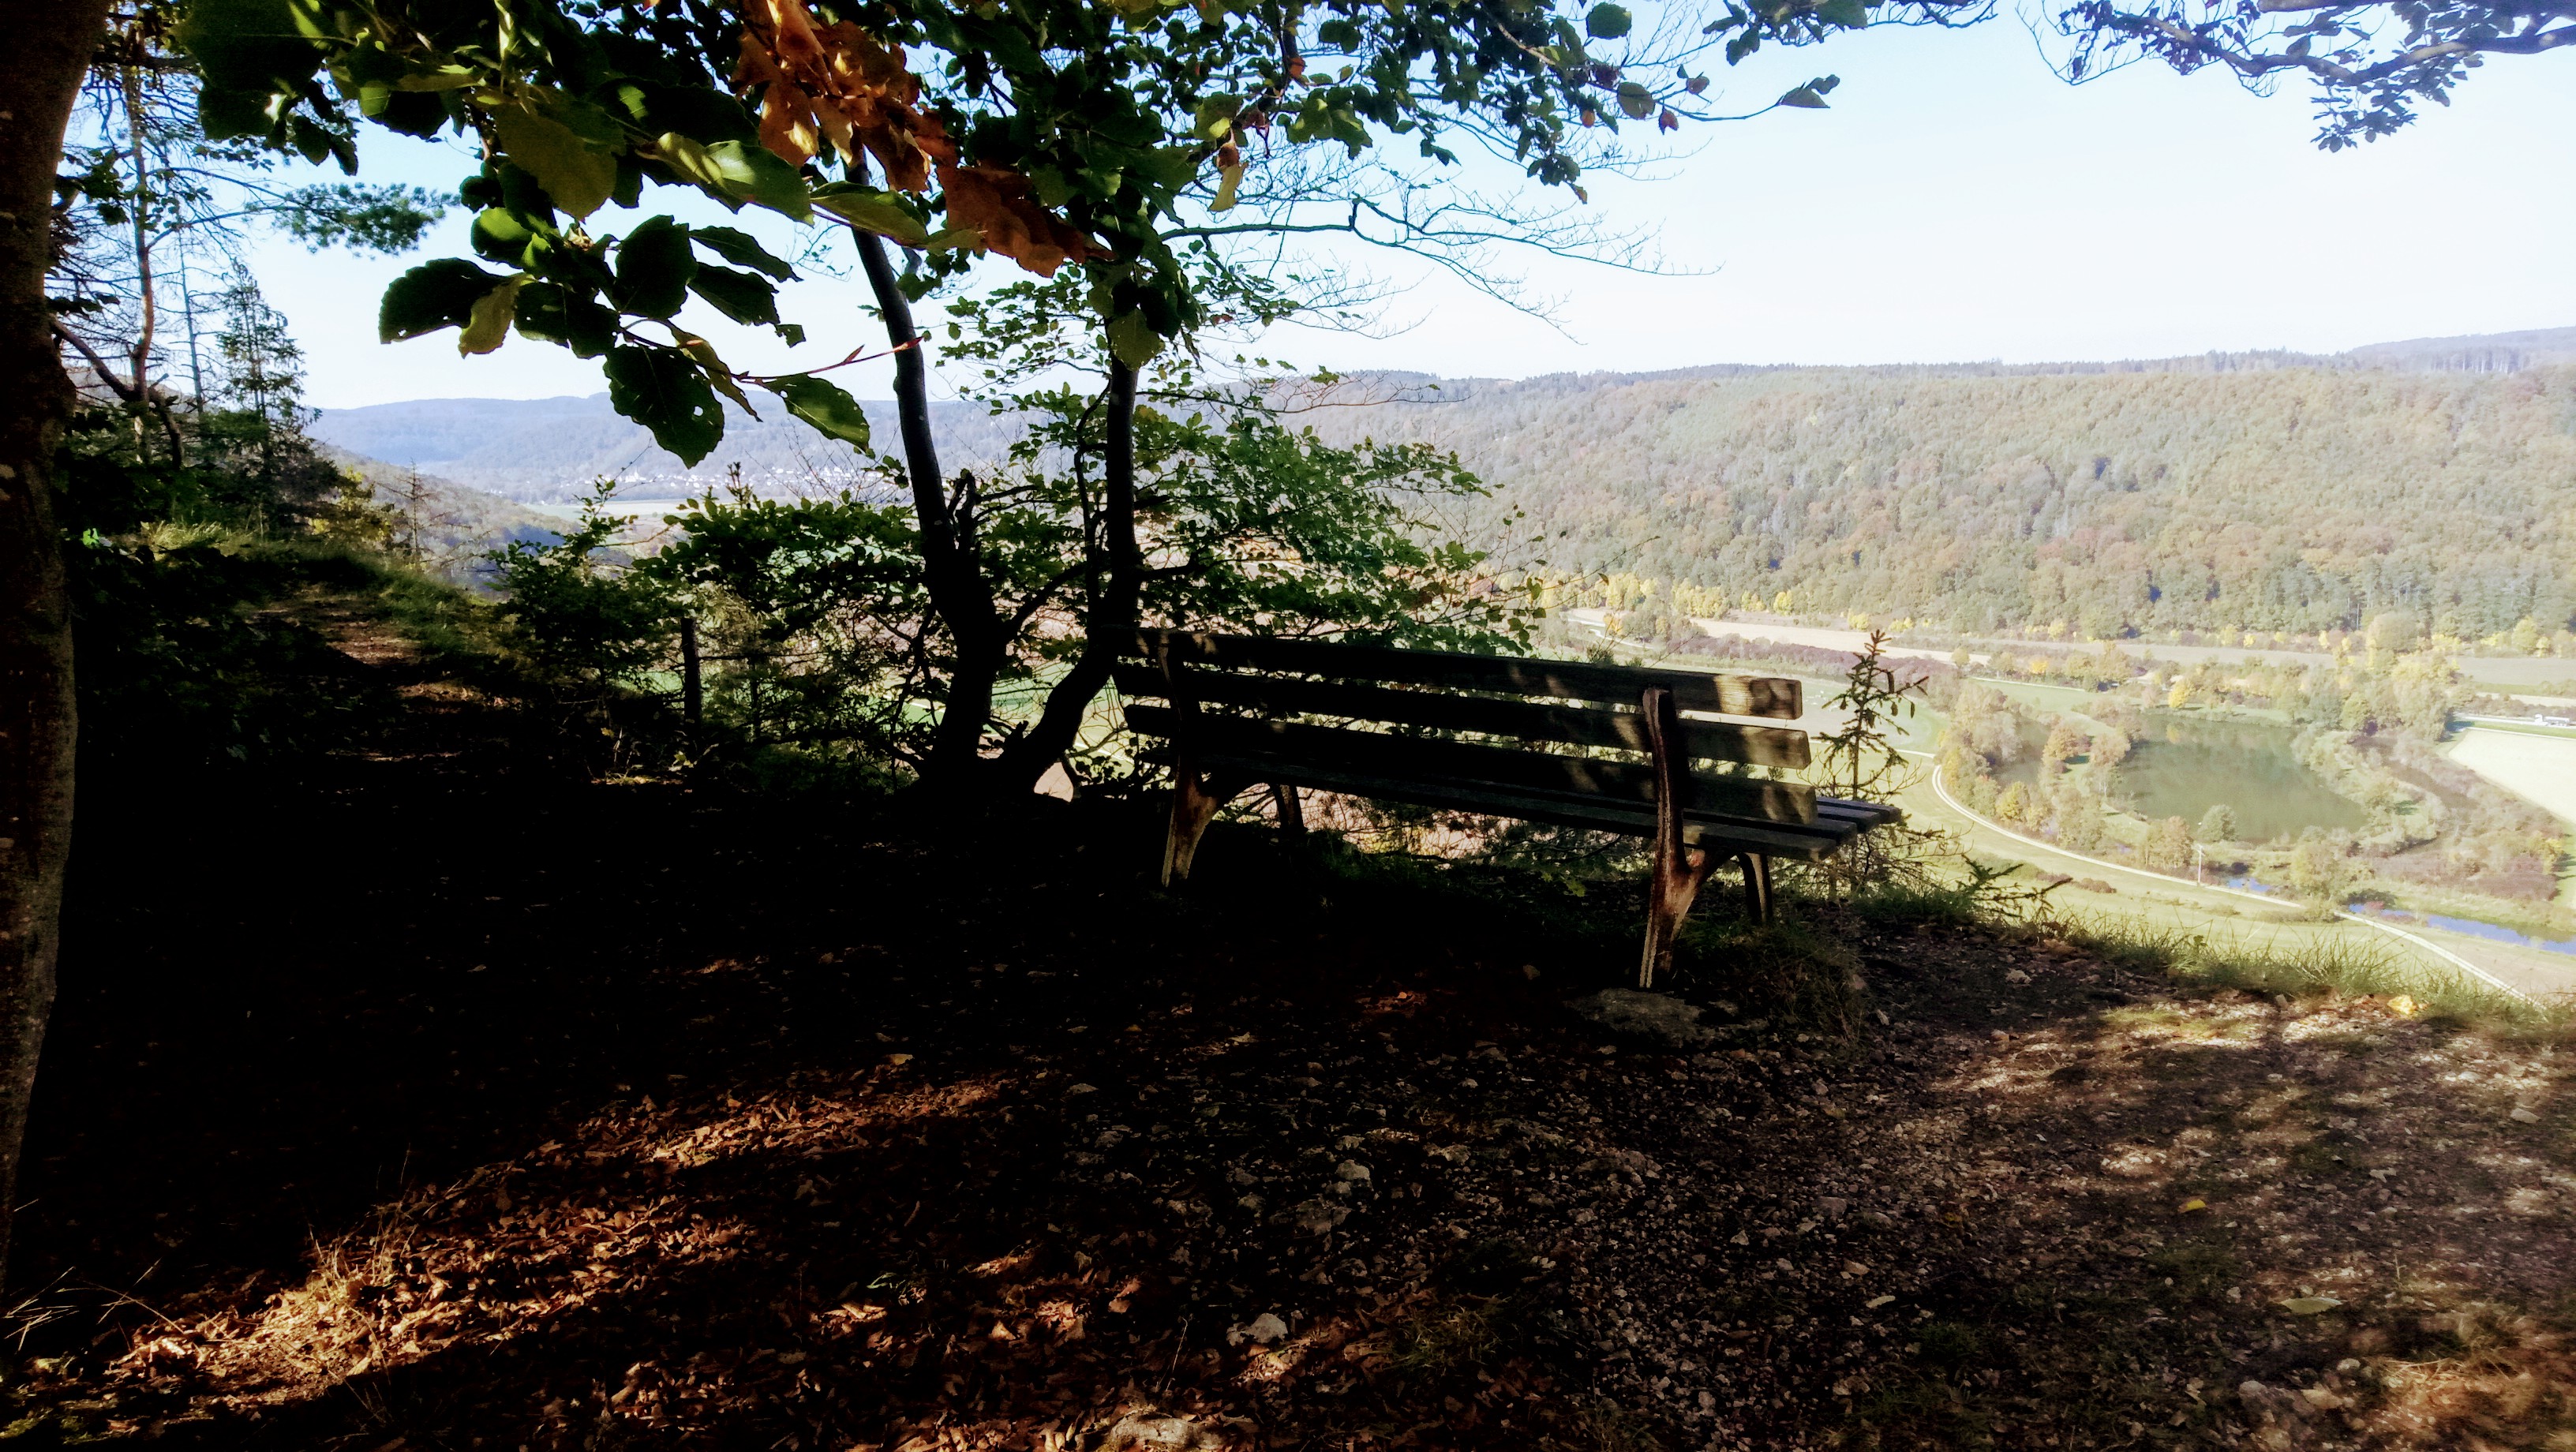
1110 663 1812 769
1124 705 1819 825
1121 628 1802 718
1177 752 1857 860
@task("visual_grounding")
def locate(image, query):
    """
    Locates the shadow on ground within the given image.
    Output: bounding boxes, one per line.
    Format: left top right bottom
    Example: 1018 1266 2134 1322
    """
13 724 2575 1450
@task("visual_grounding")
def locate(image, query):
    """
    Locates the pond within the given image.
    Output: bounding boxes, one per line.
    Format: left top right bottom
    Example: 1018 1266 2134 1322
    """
1995 714 2368 840
2117 718 2369 841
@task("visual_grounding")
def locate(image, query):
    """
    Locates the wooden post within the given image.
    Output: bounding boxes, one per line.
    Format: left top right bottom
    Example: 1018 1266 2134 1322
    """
1740 852 1773 925
1638 686 1716 990
1273 782 1306 837
679 616 703 732
1158 639 1221 885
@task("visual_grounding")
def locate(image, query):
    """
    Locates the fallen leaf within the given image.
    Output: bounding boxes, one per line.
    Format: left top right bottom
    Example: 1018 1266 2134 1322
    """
2278 1297 2342 1315
2177 1198 2207 1214
1865 1294 1895 1310
2387 994 2418 1017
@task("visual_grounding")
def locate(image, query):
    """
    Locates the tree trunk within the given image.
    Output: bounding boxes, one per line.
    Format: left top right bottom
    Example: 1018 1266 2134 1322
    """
849 230 1002 784
996 357 1143 790
0 0 110 1285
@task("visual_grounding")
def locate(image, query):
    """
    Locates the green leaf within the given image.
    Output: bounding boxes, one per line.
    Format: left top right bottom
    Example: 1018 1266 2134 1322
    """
687 266 780 327
379 259 511 342
768 374 873 448
470 206 537 265
491 105 618 219
808 184 932 249
512 282 619 357
603 345 723 466
173 0 327 140
691 226 796 280
1193 93 1245 140
1211 163 1245 213
1816 0 1870 25
614 217 696 319
653 134 812 221
1586 4 1634 39
458 275 530 356
1107 311 1166 369
1616 81 1657 120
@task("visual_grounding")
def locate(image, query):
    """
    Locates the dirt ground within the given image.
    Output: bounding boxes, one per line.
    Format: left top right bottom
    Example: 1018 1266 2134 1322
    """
9 651 2575 1449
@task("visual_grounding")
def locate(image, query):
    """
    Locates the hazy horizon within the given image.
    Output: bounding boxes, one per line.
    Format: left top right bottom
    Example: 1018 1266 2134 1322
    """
240 17 2576 410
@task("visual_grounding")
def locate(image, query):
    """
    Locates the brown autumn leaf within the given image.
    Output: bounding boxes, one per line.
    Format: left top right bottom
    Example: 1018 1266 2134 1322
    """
735 0 954 191
935 162 1101 277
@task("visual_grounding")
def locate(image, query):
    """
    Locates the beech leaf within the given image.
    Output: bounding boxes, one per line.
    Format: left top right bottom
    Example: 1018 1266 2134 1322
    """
769 374 874 448
457 275 530 356
491 106 617 219
809 184 934 249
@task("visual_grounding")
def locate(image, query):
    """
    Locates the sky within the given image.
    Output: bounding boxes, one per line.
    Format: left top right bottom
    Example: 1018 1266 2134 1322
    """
242 18 2576 410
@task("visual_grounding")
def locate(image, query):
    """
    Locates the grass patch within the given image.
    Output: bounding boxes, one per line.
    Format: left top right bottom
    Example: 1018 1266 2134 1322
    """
1668 911 1865 1035
2147 1239 2239 1303
1848 878 1988 931
2058 911 2568 1033
1841 1372 1994 1450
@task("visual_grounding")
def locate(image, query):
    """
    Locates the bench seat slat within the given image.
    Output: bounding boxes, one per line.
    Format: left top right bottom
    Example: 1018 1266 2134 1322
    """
1183 752 1857 861
1126 628 1801 720
1110 664 1813 769
1125 704 1818 826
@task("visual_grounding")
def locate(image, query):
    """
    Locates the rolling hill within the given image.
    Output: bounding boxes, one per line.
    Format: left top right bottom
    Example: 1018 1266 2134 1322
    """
308 327 2576 639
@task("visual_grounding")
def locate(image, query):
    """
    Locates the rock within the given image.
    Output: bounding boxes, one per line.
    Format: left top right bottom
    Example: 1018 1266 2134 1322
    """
1286 1199 1349 1236
1226 1312 1289 1346
1818 1196 1848 1222
2510 1106 2541 1124
1095 1411 1244 1451
1334 1160 1372 1183
1571 990 1717 1047
2235 1379 2316 1450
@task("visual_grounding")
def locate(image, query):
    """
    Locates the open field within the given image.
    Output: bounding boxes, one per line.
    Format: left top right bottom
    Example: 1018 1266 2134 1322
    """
2447 725 2576 827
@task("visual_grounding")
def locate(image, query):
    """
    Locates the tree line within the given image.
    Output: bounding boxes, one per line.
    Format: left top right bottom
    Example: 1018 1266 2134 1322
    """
1309 365 2576 645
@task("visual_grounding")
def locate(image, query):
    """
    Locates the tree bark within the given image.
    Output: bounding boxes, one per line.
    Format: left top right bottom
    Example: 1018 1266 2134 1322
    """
996 357 1143 790
0 0 110 1285
849 229 1002 784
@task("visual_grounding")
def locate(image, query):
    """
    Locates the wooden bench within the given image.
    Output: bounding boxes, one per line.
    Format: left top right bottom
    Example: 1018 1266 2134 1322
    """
1114 628 1901 988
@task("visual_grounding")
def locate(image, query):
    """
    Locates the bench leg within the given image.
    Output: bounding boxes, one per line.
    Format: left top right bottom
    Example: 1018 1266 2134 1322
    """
1163 770 1256 885
1741 853 1773 926
1273 782 1306 837
1162 768 1225 885
1639 844 1715 990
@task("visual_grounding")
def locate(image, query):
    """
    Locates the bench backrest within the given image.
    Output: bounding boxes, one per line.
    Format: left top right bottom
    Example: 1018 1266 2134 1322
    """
1114 628 1823 828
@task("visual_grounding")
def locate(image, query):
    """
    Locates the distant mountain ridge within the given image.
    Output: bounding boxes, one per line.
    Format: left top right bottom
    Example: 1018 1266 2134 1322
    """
307 325 2576 501
308 395 1018 503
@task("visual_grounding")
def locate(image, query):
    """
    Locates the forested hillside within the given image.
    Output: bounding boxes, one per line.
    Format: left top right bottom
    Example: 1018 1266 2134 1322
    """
1314 363 2576 641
